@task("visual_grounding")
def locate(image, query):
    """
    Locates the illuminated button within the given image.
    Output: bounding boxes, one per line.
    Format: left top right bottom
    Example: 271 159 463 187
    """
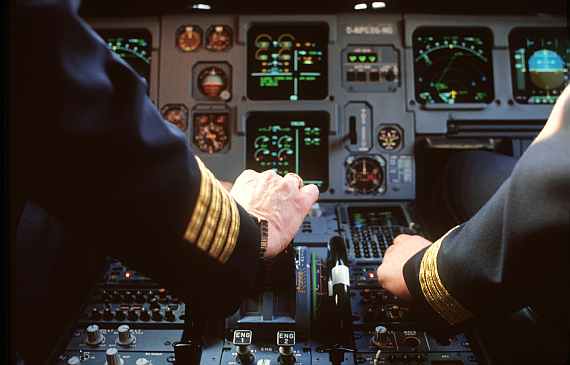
357 72 367 81
346 71 356 82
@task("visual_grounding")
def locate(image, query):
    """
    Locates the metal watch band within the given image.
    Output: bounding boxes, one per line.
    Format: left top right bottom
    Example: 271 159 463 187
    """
250 214 269 258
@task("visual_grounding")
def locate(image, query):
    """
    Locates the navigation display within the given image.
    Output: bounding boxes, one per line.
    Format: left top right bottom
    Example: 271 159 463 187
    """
247 24 328 100
246 112 329 192
96 28 152 93
509 27 569 104
413 27 494 104
348 206 407 228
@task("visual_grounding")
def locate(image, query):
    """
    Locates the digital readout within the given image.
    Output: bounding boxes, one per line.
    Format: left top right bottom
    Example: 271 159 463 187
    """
348 206 407 228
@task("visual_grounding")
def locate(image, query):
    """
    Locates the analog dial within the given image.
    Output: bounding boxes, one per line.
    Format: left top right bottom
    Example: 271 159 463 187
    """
162 105 189 131
378 127 401 150
193 113 229 153
197 67 228 98
346 157 384 194
176 26 202 52
206 25 233 52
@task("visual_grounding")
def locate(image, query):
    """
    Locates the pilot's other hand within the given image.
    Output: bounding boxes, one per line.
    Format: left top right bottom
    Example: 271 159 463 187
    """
377 234 432 301
230 169 319 259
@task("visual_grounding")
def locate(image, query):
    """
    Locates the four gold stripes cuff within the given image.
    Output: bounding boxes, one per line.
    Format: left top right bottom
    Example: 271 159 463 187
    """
419 226 474 326
183 157 240 264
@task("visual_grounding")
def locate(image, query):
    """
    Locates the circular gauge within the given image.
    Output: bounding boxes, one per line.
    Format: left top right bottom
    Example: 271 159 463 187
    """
176 26 202 52
378 127 401 150
206 25 233 52
413 27 494 104
197 67 228 98
193 113 229 153
162 105 189 131
346 157 384 195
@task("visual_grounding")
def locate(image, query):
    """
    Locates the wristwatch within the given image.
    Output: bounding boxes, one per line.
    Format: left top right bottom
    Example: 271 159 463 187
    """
250 214 269 258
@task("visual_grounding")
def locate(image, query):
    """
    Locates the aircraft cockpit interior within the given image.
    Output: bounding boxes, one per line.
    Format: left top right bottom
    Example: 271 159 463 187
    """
8 1 569 365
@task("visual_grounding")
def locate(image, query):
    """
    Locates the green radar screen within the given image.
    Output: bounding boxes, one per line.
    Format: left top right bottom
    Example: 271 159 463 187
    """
509 27 569 104
413 27 494 104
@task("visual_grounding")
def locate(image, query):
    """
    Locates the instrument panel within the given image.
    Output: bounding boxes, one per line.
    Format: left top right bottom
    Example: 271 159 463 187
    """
90 13 567 201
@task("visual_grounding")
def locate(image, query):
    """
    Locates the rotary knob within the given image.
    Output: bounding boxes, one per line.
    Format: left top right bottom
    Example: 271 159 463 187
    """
85 324 105 346
105 348 124 365
67 357 81 365
116 325 136 346
371 326 390 348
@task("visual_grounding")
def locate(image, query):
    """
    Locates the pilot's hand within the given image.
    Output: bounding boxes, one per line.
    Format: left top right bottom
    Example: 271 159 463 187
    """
376 234 432 302
230 170 319 259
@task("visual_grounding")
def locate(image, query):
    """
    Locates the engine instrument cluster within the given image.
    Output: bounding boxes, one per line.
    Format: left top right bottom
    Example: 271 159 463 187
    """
247 24 329 100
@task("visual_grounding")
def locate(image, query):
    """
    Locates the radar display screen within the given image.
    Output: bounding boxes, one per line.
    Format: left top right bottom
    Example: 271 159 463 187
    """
348 206 407 228
246 112 329 192
96 29 152 93
509 27 569 104
413 27 494 104
247 24 328 100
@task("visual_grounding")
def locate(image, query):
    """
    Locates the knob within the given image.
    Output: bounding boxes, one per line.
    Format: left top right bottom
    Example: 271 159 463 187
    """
146 291 156 301
139 307 151 321
164 307 176 321
151 308 163 321
402 354 411 362
100 290 112 303
364 306 376 322
105 347 124 365
158 288 169 303
135 359 149 365
371 326 390 348
115 308 126 321
390 305 400 319
233 330 254 365
387 354 397 363
135 291 146 303
85 324 105 345
149 297 160 310
414 355 424 362
116 324 136 346
361 288 372 303
123 291 135 304
67 356 81 365
102 307 114 321
90 307 102 321
127 308 138 321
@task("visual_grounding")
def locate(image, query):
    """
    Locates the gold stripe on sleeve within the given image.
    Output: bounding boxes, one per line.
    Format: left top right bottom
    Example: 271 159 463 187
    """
419 226 475 326
183 157 240 263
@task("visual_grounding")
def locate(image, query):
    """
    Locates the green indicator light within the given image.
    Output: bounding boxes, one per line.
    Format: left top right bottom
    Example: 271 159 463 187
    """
369 56 377 62
349 55 357 62
359 55 367 62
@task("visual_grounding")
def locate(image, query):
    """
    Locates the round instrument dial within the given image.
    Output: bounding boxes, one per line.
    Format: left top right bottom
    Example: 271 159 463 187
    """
176 26 202 52
193 113 229 153
346 157 384 195
206 25 233 52
162 105 189 131
413 27 494 104
197 67 229 99
378 127 401 150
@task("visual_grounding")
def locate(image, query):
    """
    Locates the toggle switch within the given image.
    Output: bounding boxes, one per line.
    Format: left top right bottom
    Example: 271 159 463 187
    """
277 331 296 364
233 330 254 365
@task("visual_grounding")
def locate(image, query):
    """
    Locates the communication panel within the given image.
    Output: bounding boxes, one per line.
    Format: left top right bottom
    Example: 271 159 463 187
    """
53 226 486 365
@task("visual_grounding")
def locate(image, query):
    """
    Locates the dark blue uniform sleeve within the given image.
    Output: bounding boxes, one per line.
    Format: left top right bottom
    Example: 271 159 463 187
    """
403 87 570 340
10 0 260 318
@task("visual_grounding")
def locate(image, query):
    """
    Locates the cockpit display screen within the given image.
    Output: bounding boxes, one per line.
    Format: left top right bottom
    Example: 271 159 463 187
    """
96 28 152 93
509 27 569 104
413 27 494 104
246 112 329 192
348 206 407 228
247 24 328 100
